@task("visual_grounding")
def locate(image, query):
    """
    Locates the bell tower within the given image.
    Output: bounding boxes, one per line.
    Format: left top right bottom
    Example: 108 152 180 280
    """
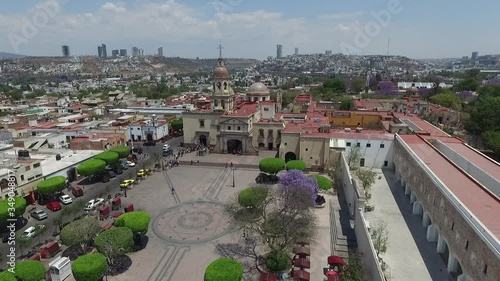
211 44 235 112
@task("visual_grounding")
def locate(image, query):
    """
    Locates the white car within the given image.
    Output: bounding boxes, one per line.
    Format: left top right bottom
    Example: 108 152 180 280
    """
84 198 105 211
126 161 136 167
59 194 73 205
21 225 45 239
163 144 171 151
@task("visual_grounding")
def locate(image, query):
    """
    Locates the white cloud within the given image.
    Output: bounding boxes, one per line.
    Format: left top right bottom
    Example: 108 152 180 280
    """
101 2 127 13
319 11 366 21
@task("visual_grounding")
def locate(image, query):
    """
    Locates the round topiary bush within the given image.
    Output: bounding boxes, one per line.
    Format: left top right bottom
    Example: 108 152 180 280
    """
308 175 333 191
109 146 131 159
286 160 307 171
114 211 151 235
77 159 107 177
0 271 16 281
265 250 290 272
14 260 46 281
94 151 120 166
37 176 66 194
237 187 268 207
204 258 243 281
94 227 134 258
0 197 27 224
259 158 286 175
72 253 107 281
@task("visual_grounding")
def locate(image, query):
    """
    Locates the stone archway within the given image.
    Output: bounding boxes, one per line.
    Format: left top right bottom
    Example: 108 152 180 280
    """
285 151 297 163
437 236 450 265
199 135 207 147
146 133 154 142
227 139 242 153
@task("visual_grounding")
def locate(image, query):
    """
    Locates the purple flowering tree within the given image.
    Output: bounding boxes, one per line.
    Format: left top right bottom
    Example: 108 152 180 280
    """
377 80 399 96
279 170 319 204
486 79 500 86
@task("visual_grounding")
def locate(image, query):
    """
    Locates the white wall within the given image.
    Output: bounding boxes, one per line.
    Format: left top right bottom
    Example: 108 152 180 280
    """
344 138 394 169
354 210 386 281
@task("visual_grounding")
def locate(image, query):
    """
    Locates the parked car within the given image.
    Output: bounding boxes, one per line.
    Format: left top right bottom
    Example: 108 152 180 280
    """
111 166 124 174
126 161 136 167
163 144 171 150
59 195 73 205
143 141 156 146
31 209 48 220
84 198 105 211
107 170 117 178
120 179 135 188
132 147 143 154
95 172 110 183
72 186 83 197
46 201 62 212
119 162 129 170
21 225 45 239
163 149 173 157
255 173 280 184
137 169 147 177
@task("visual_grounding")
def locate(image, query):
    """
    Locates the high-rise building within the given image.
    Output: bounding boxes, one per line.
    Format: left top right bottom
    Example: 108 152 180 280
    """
294 47 298 56
132 47 140 57
61 45 70 57
276 44 283 59
158 46 163 57
98 46 103 58
471 51 479 60
325 50 333 55
101 44 107 58
112 50 119 57
120 49 127 56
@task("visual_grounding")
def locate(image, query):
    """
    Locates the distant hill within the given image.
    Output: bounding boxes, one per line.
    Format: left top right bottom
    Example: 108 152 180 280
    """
0 52 27 59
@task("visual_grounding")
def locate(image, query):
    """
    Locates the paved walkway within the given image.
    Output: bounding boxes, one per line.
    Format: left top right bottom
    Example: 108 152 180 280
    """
176 150 277 168
365 169 452 281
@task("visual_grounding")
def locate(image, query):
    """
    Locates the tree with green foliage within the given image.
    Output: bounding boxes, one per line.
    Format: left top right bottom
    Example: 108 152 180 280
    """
114 211 151 235
286 160 307 171
61 217 101 255
13 260 46 281
356 169 377 195
351 78 366 94
308 175 333 191
171 118 183 132
430 91 462 110
323 78 346 93
259 158 286 175
77 159 107 177
72 253 108 281
0 197 27 224
342 252 367 281
109 146 131 159
482 131 500 157
347 146 362 170
371 222 389 258
95 227 134 266
36 176 66 194
94 151 119 166
204 258 243 281
0 272 16 281
18 237 33 256
466 86 500 134
266 250 290 272
238 187 268 208
340 97 354 110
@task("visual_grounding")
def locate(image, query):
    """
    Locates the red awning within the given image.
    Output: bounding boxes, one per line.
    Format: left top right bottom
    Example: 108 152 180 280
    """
328 256 346 266
292 269 310 281
259 273 277 281
293 258 311 269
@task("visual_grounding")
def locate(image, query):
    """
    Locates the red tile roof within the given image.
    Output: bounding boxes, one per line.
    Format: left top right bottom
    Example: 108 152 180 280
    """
400 134 500 239
223 103 257 117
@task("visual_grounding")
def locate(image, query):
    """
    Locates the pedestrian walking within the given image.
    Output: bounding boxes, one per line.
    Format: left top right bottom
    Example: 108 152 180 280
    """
171 187 175 194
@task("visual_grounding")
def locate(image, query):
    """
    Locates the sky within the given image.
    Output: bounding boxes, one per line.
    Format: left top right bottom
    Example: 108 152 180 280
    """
0 0 499 59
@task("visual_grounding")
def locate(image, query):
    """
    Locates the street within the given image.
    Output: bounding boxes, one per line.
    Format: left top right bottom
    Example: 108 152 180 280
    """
0 137 183 269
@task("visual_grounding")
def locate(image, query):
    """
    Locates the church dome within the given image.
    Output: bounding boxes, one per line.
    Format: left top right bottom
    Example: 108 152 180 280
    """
214 66 229 79
248 82 270 95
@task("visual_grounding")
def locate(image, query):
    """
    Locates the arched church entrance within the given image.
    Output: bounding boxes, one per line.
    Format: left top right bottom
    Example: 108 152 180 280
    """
285 152 297 162
146 133 154 142
199 135 207 147
227 139 242 153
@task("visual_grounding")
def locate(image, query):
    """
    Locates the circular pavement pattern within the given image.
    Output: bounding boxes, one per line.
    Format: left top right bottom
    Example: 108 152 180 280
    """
152 201 232 244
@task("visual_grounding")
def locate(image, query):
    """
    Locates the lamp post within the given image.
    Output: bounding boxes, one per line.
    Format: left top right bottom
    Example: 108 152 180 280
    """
232 166 235 187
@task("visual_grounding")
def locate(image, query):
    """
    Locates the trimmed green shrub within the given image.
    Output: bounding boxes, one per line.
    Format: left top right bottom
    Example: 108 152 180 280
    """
109 146 131 159
204 258 243 281
114 211 151 235
0 197 27 224
94 151 120 166
60 217 101 253
238 187 268 207
0 271 16 281
37 176 66 194
94 227 134 261
77 159 106 177
72 253 107 281
259 158 286 175
265 250 290 272
286 160 307 171
14 260 46 281
308 175 333 191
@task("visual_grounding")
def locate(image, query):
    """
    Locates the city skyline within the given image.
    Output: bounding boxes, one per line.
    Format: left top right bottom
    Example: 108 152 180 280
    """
0 0 499 59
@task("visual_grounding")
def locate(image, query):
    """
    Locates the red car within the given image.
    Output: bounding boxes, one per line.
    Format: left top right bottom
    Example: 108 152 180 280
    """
46 201 62 212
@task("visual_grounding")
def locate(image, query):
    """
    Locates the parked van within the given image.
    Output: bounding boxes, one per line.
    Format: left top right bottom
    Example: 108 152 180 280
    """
72 186 83 198
49 256 72 281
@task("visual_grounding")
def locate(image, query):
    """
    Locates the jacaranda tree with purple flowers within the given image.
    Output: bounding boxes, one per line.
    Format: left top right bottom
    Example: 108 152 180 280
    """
279 170 319 204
